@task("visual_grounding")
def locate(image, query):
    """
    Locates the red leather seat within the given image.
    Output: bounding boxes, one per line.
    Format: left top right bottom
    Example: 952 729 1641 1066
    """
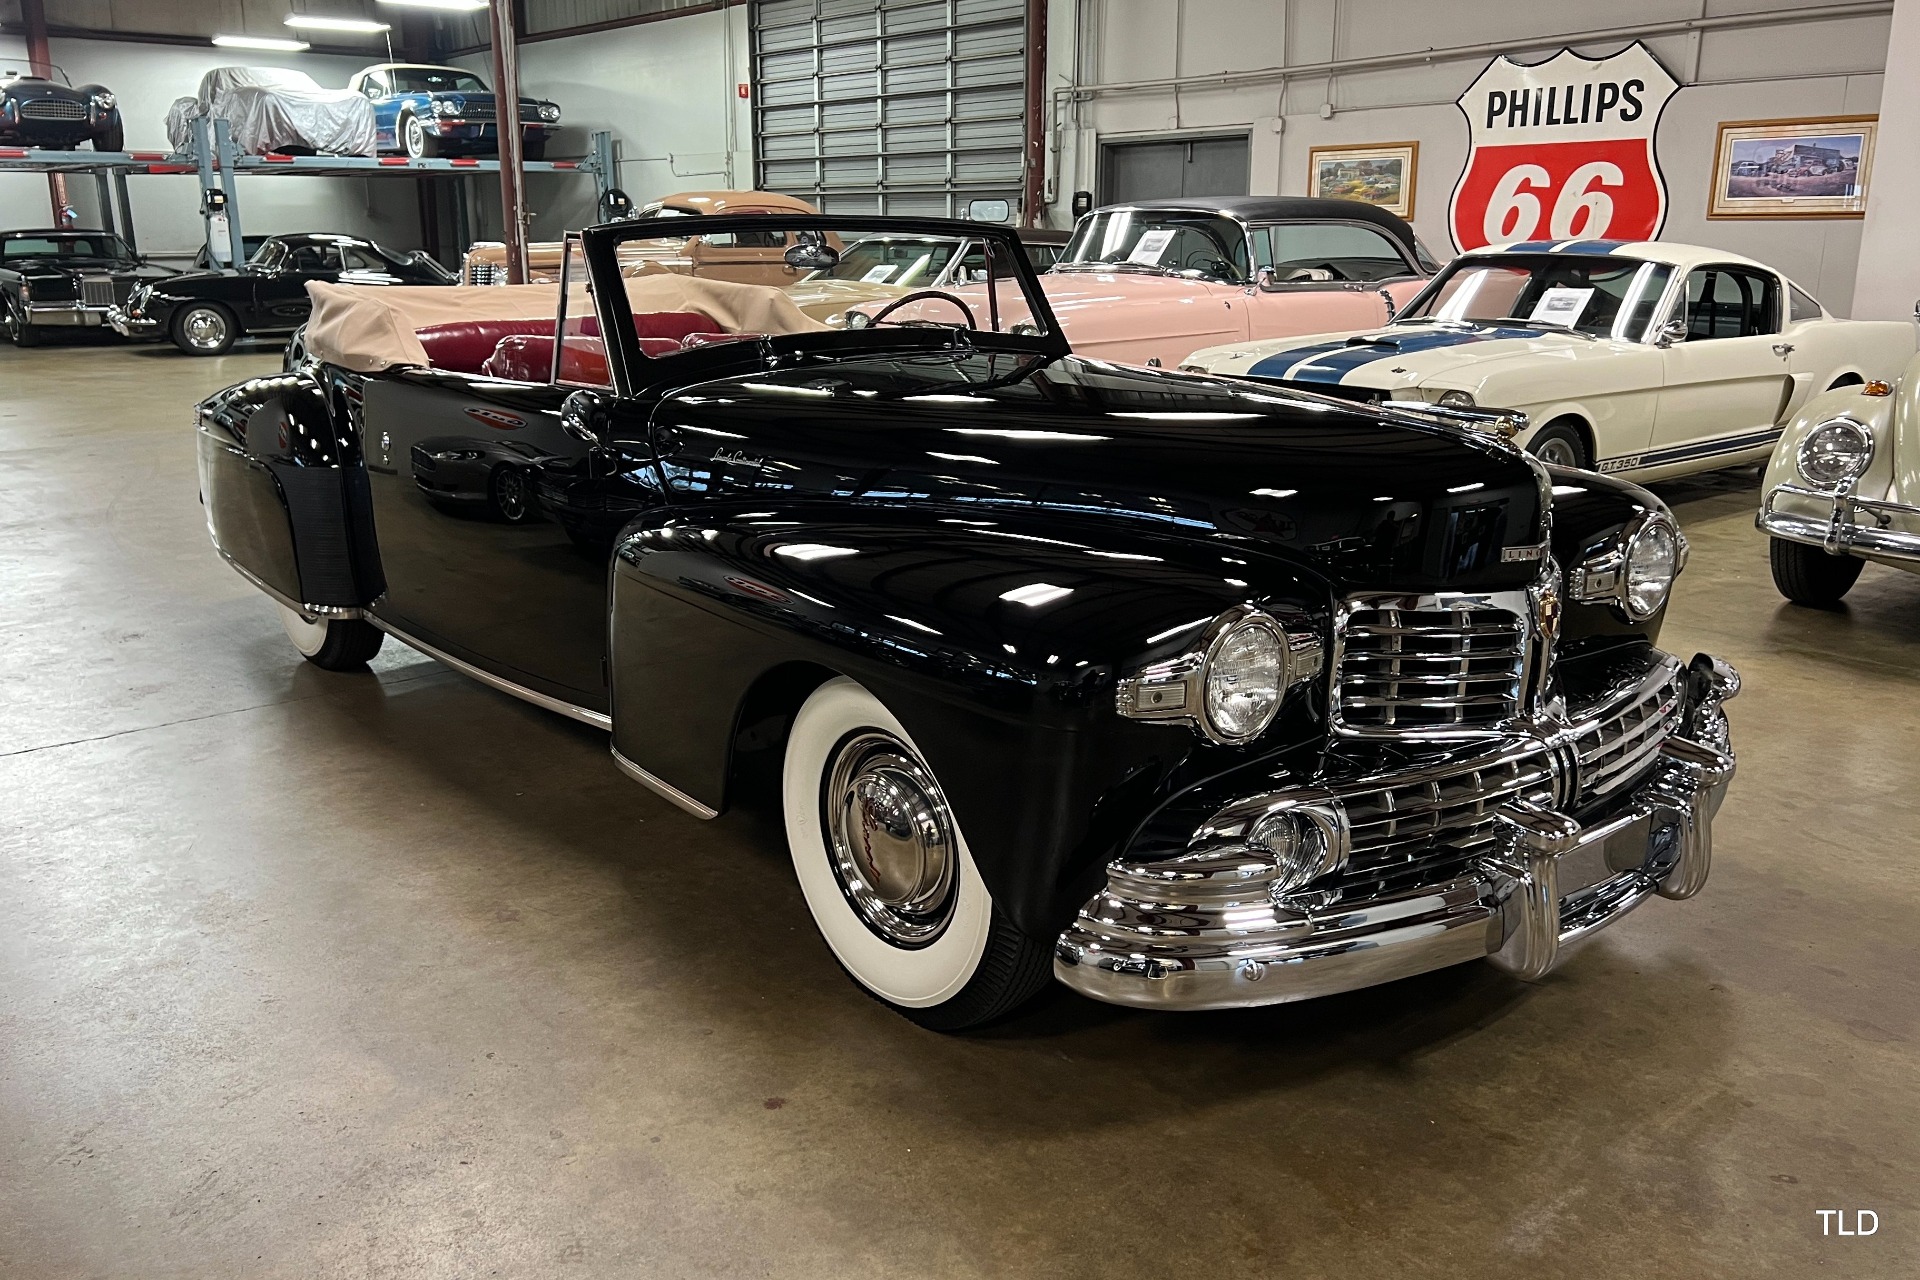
482 334 612 384
576 311 719 343
416 319 556 374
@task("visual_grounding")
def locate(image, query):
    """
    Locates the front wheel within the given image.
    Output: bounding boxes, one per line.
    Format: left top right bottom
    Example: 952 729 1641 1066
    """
403 114 439 159
279 605 384 670
171 302 237 355
782 677 1053 1031
1769 537 1864 606
3 297 39 347
95 117 125 152
1526 419 1592 470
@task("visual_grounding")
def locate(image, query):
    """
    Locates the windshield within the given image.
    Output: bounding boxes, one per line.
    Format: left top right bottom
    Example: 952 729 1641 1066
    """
804 237 963 286
1058 210 1249 283
1 234 133 262
389 68 490 95
1399 254 1675 341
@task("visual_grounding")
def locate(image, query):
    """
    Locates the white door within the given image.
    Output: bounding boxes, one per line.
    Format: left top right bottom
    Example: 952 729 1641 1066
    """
1652 265 1794 456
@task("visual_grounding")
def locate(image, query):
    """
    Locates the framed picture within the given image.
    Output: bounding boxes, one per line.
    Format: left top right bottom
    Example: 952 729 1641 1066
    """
1708 116 1876 219
1308 142 1418 219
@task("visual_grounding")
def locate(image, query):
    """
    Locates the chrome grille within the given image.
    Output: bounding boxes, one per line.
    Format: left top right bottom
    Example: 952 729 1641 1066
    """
1334 596 1528 734
81 276 115 307
462 101 495 120
464 260 505 286
1573 661 1686 802
21 99 86 121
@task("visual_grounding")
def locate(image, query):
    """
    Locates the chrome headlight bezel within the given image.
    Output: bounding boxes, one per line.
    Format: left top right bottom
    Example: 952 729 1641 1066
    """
539 103 561 122
1571 508 1688 622
433 98 459 117
1795 416 1875 491
90 90 117 112
1115 605 1323 746
1436 389 1477 410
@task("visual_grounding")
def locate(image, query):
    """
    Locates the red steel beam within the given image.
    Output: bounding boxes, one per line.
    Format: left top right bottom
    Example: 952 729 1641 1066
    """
19 0 75 230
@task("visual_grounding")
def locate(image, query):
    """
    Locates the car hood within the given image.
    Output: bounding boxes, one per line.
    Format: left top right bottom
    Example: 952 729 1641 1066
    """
1216 322 1636 390
650 349 1550 594
783 277 910 320
2 77 86 103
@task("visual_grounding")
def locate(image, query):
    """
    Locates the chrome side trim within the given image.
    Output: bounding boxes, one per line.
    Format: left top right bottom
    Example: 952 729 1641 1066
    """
610 745 720 820
218 548 364 621
365 615 612 730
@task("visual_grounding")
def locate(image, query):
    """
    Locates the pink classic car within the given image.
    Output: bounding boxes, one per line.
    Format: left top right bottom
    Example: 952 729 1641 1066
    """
855 197 1441 368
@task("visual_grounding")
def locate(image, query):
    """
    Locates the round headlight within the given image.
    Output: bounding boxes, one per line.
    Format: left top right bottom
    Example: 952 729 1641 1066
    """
91 91 116 111
1796 417 1874 490
1624 517 1682 619
434 99 458 116
1203 616 1285 743
540 104 560 122
1437 389 1477 410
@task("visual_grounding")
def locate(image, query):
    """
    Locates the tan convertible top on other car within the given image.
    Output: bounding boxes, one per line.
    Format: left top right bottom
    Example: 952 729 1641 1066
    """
303 273 829 373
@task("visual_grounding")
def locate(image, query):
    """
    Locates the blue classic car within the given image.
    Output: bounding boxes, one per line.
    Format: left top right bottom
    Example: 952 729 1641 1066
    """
347 62 560 160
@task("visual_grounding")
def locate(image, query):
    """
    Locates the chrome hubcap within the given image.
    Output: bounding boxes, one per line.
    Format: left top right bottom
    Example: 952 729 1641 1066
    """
1534 437 1579 468
823 731 957 947
406 118 424 153
183 309 226 349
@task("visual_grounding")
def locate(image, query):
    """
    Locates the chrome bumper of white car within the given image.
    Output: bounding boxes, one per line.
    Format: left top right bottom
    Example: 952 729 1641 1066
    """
1759 482 1920 562
1054 655 1739 1011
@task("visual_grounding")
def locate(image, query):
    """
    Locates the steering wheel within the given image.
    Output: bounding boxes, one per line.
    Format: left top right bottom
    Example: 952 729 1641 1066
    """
866 289 979 329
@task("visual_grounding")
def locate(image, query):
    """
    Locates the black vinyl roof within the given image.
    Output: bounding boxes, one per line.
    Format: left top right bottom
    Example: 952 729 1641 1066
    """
1095 196 1417 248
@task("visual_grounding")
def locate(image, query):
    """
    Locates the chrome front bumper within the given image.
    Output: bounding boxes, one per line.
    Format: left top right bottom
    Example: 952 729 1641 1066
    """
1759 482 1920 563
25 301 110 327
1054 655 1739 1011
105 305 158 338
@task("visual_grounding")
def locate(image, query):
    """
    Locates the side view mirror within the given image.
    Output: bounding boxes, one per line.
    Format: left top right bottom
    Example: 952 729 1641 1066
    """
1653 318 1688 348
783 233 839 272
1255 266 1283 292
560 387 613 444
965 197 1011 223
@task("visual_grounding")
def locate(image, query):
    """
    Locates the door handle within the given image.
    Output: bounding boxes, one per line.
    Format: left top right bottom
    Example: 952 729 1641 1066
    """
1772 342 1795 357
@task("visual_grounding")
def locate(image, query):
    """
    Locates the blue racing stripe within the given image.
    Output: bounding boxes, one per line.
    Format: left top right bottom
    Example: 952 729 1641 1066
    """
1551 240 1631 255
1247 325 1549 382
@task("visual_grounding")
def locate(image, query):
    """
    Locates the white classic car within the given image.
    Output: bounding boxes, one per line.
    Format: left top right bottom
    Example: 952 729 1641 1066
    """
1180 240 1915 479
1757 356 1920 604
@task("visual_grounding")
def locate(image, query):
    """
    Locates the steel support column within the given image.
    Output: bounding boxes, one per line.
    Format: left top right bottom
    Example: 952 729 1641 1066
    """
488 0 530 284
20 0 74 229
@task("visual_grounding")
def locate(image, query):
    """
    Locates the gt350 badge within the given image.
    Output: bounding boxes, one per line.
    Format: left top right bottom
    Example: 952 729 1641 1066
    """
1449 41 1679 251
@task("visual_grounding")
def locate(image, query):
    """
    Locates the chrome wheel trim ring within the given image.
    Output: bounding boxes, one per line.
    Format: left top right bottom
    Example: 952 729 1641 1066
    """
822 731 958 948
405 116 425 156
181 307 228 351
1533 435 1580 468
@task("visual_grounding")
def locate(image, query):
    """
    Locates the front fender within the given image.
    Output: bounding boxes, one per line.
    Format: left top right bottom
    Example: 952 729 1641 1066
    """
608 502 1333 937
1763 374 1903 503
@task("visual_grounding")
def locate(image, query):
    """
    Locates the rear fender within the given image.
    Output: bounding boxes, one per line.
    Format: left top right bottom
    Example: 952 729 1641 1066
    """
195 370 384 611
608 503 1330 936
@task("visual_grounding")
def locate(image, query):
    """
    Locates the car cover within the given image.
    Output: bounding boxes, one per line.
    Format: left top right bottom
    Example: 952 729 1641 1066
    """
165 66 376 156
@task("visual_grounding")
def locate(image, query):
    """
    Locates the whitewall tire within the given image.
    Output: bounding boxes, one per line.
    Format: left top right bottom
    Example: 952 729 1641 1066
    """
276 604 384 670
782 676 1051 1030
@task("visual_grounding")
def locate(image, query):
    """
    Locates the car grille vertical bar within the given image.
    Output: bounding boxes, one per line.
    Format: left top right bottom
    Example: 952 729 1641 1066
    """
81 276 115 307
1334 595 1529 735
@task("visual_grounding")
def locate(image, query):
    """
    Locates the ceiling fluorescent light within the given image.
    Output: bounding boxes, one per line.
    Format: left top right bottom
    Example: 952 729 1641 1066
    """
377 0 490 11
212 34 312 50
285 16 393 33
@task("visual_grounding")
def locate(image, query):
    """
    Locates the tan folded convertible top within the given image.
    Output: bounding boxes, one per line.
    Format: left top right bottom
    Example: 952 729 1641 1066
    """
303 273 830 374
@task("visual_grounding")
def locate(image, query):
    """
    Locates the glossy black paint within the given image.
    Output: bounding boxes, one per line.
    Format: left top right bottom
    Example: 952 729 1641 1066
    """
0 229 173 344
134 233 450 346
197 213 1674 943
0 72 122 150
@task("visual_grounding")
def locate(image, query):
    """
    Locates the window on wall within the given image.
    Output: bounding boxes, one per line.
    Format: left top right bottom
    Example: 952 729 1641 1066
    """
1098 136 1250 205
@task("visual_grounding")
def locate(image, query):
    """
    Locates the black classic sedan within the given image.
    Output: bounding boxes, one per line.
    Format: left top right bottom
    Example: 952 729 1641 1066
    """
1 229 174 346
0 66 124 151
196 212 1740 1031
112 232 452 355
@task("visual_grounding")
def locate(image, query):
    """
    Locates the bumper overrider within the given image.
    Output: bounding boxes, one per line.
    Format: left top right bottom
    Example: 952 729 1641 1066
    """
106 305 159 338
1759 481 1920 563
1055 652 1739 1010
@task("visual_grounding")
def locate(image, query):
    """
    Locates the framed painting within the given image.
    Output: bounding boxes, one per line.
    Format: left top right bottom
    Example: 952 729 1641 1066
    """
1708 117 1875 219
1308 142 1418 219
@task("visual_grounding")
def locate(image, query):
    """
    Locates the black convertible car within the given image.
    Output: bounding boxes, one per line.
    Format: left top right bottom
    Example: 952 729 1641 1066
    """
196 213 1739 1031
112 232 452 355
0 66 123 152
1 229 174 346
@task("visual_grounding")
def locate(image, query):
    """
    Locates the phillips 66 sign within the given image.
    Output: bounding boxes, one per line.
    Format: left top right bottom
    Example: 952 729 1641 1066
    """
1448 42 1679 251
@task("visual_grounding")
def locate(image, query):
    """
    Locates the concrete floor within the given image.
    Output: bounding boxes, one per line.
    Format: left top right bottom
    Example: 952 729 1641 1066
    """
1 338 1914 1280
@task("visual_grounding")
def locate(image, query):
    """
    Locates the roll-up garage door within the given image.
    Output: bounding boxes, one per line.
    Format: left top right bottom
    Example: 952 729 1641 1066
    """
751 0 1028 216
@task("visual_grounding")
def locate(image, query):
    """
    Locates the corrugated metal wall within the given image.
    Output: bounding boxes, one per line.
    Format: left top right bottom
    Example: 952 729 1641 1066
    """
751 0 1026 216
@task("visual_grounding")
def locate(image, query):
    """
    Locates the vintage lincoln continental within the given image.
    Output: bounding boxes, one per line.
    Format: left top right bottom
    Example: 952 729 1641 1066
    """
195 213 1739 1031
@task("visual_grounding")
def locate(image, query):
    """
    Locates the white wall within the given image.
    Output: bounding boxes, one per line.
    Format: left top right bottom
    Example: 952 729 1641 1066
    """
0 35 421 261
1051 0 1890 314
1854 0 1920 319
453 5 752 241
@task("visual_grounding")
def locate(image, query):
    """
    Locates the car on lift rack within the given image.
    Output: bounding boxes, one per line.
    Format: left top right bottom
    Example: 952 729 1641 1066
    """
0 65 124 152
111 232 453 356
348 63 561 160
197 211 1739 1031
1 229 173 347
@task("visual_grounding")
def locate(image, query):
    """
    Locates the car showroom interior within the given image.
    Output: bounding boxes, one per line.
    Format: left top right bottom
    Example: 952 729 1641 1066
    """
0 0 1912 1274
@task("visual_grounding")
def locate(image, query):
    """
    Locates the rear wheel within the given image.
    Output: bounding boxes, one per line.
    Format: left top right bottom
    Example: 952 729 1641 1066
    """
279 605 384 670
487 465 535 523
403 113 439 159
1769 537 1864 606
782 677 1053 1031
171 302 237 356
1526 419 1592 470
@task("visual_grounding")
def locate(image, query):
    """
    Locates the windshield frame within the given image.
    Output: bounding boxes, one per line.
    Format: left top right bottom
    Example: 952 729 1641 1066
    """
582 213 1070 393
1057 207 1255 285
1394 251 1680 344
0 232 137 263
387 67 491 96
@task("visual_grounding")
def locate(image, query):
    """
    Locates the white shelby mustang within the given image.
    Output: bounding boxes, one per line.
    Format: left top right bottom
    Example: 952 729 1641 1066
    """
1180 239 1915 480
